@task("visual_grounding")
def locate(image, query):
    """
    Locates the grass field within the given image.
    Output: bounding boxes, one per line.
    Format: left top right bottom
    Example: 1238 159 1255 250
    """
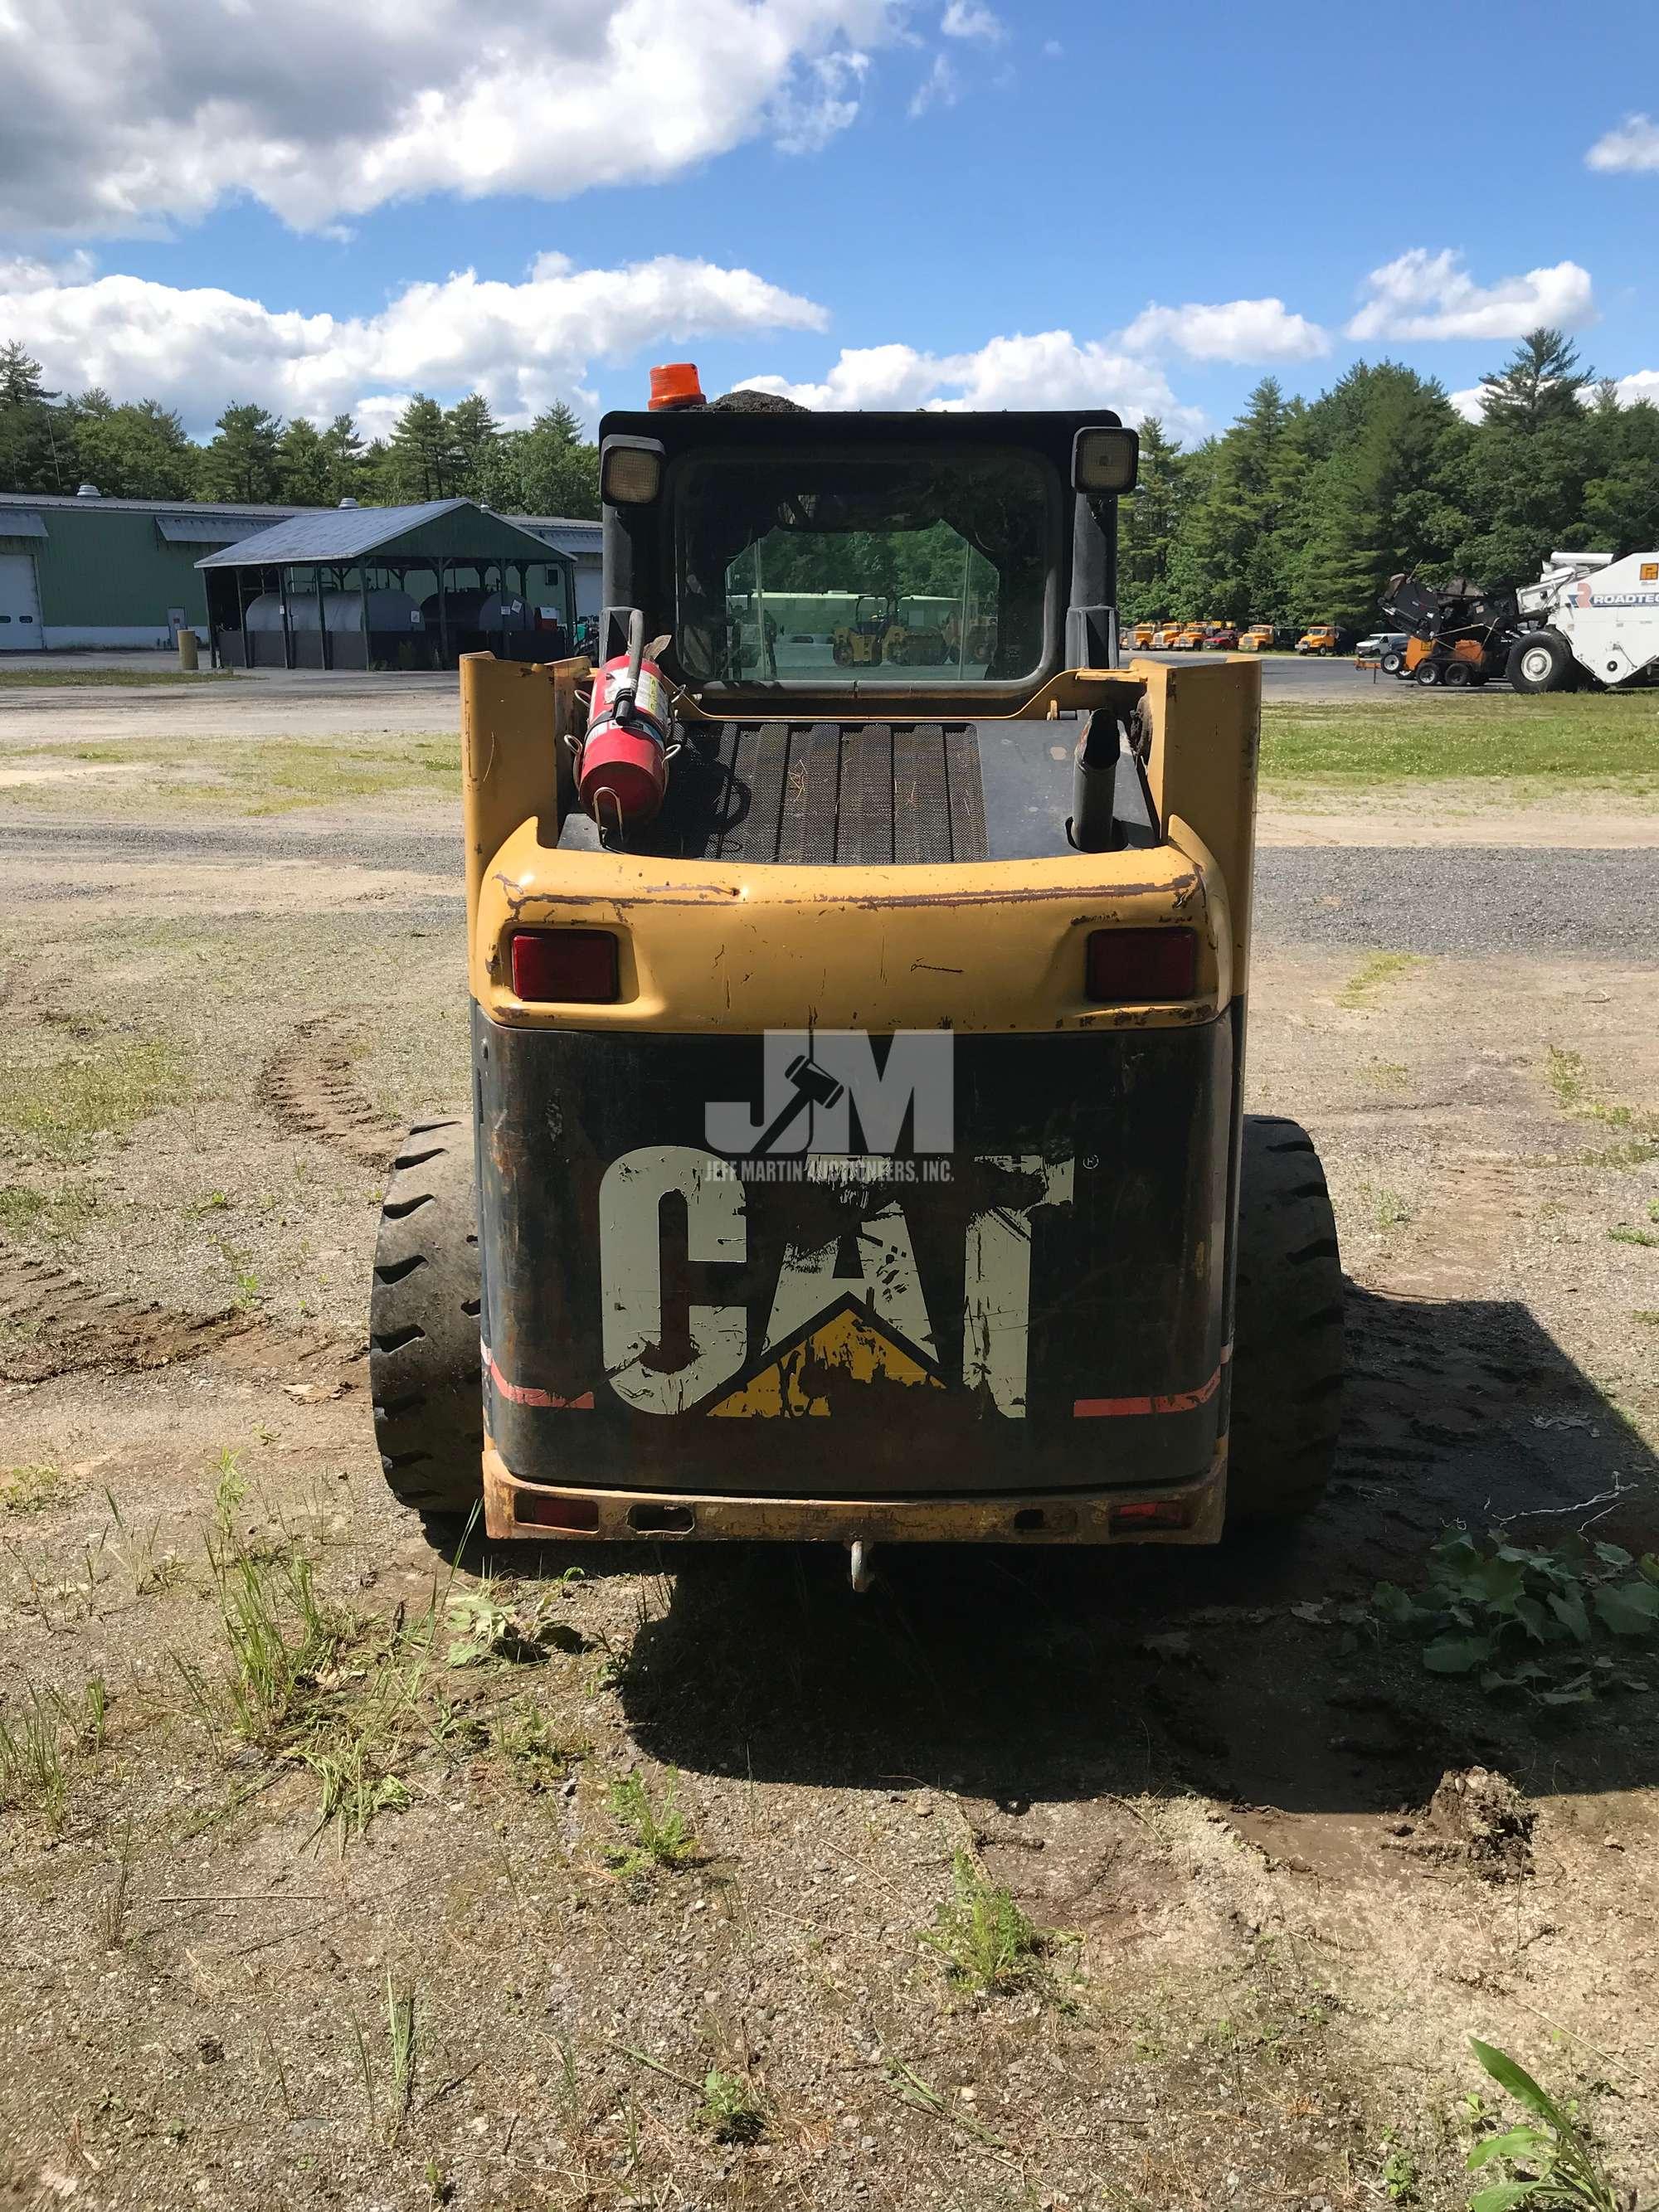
0 667 236 688
0 733 460 814
1261 691 1659 789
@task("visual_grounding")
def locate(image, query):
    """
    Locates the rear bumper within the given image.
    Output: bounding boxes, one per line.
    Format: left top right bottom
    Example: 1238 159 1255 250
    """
482 1441 1228 1545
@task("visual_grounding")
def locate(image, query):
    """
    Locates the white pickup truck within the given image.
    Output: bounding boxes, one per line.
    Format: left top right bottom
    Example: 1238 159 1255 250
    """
1509 549 1659 692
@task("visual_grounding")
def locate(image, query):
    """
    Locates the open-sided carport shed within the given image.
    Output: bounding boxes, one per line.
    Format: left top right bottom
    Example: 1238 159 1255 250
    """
197 498 576 671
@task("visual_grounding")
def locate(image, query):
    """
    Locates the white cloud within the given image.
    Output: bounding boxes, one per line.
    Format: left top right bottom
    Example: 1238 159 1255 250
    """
1448 386 1486 423
737 330 1205 436
1117 296 1329 362
1041 37 1063 56
0 250 828 435
1345 249 1595 342
908 51 959 114
1615 369 1659 406
773 50 872 153
941 0 1004 39
1587 114 1659 171
0 0 903 235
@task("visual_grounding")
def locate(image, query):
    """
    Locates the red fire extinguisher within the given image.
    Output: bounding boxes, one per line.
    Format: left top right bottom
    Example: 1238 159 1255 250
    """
577 609 673 838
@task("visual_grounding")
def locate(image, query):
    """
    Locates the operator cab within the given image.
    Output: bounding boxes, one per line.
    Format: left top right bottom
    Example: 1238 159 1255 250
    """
562 406 1150 866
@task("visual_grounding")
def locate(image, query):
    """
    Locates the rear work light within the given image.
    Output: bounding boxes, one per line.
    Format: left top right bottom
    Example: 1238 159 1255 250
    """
509 929 620 1004
1085 926 1198 1004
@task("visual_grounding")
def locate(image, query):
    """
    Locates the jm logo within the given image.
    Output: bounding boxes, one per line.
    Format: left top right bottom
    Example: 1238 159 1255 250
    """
706 1030 954 1158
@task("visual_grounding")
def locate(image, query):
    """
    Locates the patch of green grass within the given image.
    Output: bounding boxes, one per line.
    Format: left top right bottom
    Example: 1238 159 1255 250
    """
606 1769 699 1879
698 2069 766 2145
0 1037 183 1159
0 732 460 817
1634 1310 1659 1326
299 1721 412 1846
2 1461 75 1514
920 1850 1054 1996
0 1690 71 1835
1260 693 1659 789
1339 951 1425 1009
1362 1059 1411 1091
496 1701 581 1792
1608 1222 1659 1249
0 1179 102 1241
1365 1185 1412 1230
0 668 236 689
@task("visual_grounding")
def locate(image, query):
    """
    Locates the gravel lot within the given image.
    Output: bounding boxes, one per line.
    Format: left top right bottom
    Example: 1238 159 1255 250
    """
1 671 1656 2212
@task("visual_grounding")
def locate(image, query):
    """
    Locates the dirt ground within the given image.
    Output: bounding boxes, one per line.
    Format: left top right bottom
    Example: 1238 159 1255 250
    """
1 678 1657 2212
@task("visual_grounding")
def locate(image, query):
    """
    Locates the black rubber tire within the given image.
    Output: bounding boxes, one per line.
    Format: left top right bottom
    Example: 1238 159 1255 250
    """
1443 659 1475 688
1506 630 1574 694
832 641 851 667
1227 1114 1344 1525
369 1117 484 1521
1413 659 1443 687
1379 649 1404 674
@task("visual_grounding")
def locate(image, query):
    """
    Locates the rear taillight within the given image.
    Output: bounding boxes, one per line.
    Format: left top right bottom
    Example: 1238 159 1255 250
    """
509 929 619 1004
513 1490 601 1532
1108 1498 1194 1534
1085 926 1198 1004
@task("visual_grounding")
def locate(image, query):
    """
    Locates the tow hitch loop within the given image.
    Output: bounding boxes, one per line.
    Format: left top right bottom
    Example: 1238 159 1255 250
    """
849 1539 876 1595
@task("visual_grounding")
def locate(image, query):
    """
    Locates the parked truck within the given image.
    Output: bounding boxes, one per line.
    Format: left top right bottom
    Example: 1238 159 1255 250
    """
1506 549 1659 692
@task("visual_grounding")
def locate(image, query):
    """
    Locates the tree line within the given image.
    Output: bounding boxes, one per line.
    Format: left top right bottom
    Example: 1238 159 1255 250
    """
7 326 1659 632
1120 328 1659 634
0 345 601 518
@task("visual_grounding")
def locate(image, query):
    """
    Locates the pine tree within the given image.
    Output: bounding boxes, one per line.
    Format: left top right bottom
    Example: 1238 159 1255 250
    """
202 403 285 502
1117 416 1185 620
0 342 52 408
1477 328 1593 431
1293 363 1469 629
0 341 74 492
385 395 461 502
447 392 504 499
319 414 372 504
275 418 332 506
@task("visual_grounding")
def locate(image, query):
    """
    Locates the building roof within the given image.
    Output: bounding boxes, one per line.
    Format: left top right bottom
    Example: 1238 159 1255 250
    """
0 509 49 538
0 490 304 520
197 498 569 571
511 515 603 556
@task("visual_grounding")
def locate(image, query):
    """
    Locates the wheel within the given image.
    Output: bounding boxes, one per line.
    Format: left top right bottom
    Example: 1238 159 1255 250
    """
1413 659 1443 687
1443 660 1474 688
1316 644 1331 657
1506 630 1574 694
370 1117 484 1523
832 641 851 667
1227 1114 1344 1524
1379 649 1404 675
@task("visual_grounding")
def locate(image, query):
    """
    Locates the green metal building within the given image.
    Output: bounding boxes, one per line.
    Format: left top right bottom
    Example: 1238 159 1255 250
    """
0 489 301 650
0 488 601 656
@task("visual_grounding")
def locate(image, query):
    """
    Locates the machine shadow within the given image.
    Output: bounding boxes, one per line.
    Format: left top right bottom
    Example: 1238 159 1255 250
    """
615 1283 1659 1817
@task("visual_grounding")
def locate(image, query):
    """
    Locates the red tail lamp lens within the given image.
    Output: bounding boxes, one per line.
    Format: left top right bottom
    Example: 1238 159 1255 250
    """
513 1490 601 1532
1086 926 1198 1004
510 929 619 1004
1109 1498 1193 1534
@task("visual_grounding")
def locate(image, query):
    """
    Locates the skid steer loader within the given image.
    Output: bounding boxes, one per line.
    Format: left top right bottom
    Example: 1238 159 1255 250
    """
370 388 1344 1568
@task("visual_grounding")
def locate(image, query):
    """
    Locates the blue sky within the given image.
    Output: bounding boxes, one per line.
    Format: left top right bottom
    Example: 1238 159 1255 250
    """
2 0 1657 440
